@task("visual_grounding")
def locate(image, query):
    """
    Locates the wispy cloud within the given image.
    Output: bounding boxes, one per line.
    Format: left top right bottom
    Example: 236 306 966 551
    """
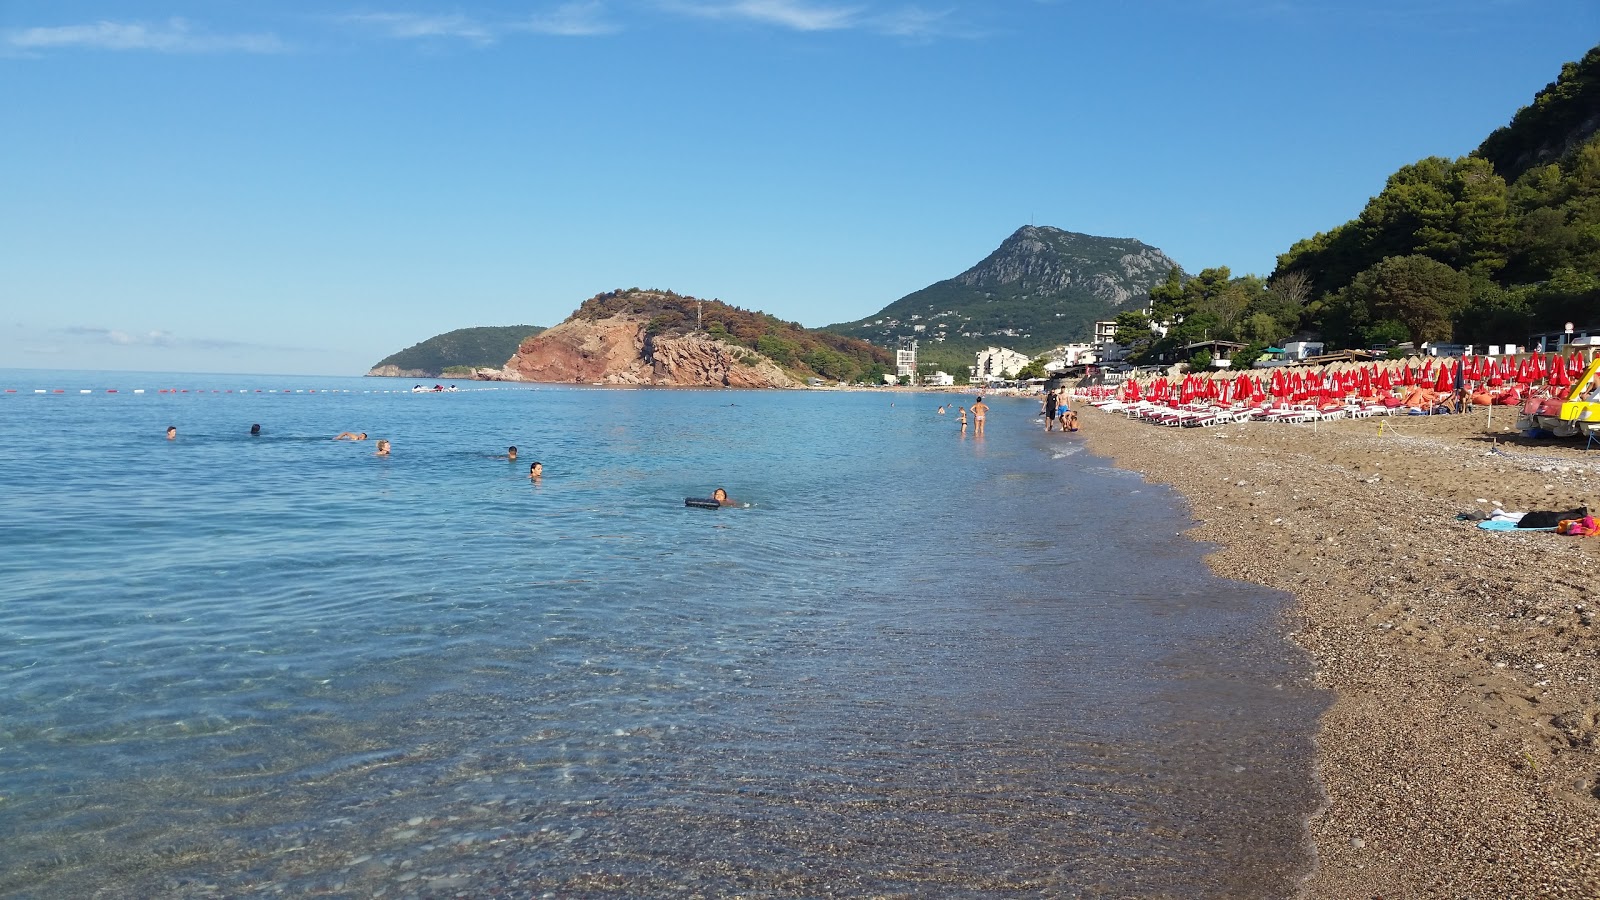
514 2 622 36
341 4 619 43
663 0 863 31
338 12 497 44
659 1 974 37
61 327 314 353
2 18 286 55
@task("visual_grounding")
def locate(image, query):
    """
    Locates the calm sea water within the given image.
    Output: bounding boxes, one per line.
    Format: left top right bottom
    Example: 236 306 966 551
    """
0 370 1326 898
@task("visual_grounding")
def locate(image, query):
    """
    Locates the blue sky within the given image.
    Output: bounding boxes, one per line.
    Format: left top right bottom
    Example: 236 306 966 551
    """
3 1 1596 375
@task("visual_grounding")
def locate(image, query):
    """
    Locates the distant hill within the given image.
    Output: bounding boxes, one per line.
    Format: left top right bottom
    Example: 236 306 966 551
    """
524 288 891 385
367 325 544 377
827 226 1182 372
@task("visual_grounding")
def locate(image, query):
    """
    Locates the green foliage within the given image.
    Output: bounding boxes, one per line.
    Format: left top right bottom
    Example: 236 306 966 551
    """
1259 42 1600 350
1341 255 1470 346
371 325 545 375
1188 350 1213 371
1015 358 1048 380
1477 45 1600 182
573 288 892 382
1231 342 1267 370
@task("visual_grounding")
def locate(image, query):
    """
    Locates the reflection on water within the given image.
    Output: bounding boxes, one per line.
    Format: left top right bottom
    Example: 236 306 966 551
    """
0 372 1325 897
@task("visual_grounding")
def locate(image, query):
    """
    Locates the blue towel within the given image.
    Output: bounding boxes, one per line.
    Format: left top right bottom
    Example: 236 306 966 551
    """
1478 519 1555 532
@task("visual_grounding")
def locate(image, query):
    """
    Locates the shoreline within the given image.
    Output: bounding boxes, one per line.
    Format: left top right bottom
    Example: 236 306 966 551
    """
1076 405 1600 897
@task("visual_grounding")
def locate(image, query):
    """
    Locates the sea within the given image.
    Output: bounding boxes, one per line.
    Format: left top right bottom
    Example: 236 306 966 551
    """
0 370 1327 898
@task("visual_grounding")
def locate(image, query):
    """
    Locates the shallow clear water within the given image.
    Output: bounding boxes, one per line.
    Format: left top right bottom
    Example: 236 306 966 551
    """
0 370 1326 898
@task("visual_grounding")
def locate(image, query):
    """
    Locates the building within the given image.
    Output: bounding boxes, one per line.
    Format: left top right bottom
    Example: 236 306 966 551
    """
972 346 1031 382
925 371 955 386
896 338 918 381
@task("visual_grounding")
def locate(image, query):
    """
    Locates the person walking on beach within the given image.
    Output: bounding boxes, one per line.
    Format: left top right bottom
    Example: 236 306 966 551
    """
1043 389 1059 431
971 397 989 435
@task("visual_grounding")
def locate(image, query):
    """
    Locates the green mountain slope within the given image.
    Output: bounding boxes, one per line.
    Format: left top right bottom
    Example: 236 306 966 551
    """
1272 41 1600 349
368 325 544 376
827 226 1182 372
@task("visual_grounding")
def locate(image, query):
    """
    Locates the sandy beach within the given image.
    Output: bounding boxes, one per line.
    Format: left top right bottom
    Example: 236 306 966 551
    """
1078 404 1600 897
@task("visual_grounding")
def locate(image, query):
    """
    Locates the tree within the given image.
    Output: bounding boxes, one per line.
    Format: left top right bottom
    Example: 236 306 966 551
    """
1344 255 1471 346
1016 358 1048 380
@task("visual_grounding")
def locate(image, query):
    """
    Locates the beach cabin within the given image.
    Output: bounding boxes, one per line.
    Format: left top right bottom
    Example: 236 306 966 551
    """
1182 340 1246 368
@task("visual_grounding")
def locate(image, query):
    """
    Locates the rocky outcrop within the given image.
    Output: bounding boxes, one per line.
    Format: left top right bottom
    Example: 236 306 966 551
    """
500 315 797 388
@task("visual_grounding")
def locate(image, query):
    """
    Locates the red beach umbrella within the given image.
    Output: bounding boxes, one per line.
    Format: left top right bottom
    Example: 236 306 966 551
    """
1549 359 1571 389
1377 368 1393 391
1400 365 1415 386
1570 354 1584 378
1433 360 1454 392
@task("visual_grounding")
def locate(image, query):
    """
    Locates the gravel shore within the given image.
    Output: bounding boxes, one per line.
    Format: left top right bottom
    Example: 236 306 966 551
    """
1077 404 1600 898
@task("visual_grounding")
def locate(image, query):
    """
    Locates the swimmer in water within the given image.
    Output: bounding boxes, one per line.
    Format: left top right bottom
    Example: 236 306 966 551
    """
528 461 543 480
334 432 367 441
250 423 261 436
374 439 390 456
166 426 177 440
506 446 518 461
712 487 740 507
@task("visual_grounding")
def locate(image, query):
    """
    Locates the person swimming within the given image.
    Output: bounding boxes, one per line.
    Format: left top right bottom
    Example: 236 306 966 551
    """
374 439 390 456
165 426 176 440
334 432 367 441
250 423 261 436
528 461 543 479
712 487 740 507
507 446 518 461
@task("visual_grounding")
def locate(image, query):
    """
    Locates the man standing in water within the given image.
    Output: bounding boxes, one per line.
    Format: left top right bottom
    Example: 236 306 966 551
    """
971 396 989 435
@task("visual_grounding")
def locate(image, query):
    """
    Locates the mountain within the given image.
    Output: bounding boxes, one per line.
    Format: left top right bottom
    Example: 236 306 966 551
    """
827 226 1182 371
498 288 893 387
367 325 544 378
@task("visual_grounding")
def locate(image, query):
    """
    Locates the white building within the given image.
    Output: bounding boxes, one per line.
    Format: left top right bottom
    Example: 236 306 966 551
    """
896 338 918 379
925 370 955 386
972 346 1031 382
1041 343 1098 370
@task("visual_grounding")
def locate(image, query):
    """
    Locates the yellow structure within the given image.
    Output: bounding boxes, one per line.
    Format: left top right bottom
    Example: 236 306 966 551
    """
1558 357 1600 433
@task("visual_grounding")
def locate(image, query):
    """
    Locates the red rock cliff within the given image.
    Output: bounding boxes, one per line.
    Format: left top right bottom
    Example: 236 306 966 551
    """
499 314 797 388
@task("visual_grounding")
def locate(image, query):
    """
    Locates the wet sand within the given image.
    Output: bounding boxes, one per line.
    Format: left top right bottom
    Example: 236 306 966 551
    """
1078 405 1600 898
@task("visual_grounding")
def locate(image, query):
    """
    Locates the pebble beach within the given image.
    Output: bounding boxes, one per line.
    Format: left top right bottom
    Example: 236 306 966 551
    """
1079 403 1600 898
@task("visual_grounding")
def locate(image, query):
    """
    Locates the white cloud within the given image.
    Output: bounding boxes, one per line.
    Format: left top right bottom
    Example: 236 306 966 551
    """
342 5 618 42
513 2 622 36
61 327 313 353
338 12 497 43
2 18 286 54
660 1 974 37
664 0 864 31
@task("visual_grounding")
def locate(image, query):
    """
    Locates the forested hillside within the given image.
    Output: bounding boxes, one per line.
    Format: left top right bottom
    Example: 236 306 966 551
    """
368 325 544 376
1119 42 1600 367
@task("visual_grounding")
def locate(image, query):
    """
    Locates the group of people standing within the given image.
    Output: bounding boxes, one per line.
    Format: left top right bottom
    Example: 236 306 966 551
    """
1041 389 1079 432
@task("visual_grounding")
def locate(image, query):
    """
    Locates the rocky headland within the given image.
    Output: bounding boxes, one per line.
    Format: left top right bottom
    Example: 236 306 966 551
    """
498 313 797 387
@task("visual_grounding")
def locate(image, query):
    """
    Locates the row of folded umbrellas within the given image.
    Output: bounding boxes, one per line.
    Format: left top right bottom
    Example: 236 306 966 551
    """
1116 352 1594 405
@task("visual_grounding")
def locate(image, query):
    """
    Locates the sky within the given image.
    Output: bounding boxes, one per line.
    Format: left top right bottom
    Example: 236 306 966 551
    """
3 1 1596 375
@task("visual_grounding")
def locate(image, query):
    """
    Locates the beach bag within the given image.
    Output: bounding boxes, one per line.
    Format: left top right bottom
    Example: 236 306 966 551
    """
1558 516 1600 536
1520 507 1589 529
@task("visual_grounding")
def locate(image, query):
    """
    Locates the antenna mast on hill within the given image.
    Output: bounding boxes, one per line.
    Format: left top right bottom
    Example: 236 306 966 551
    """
697 300 703 331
